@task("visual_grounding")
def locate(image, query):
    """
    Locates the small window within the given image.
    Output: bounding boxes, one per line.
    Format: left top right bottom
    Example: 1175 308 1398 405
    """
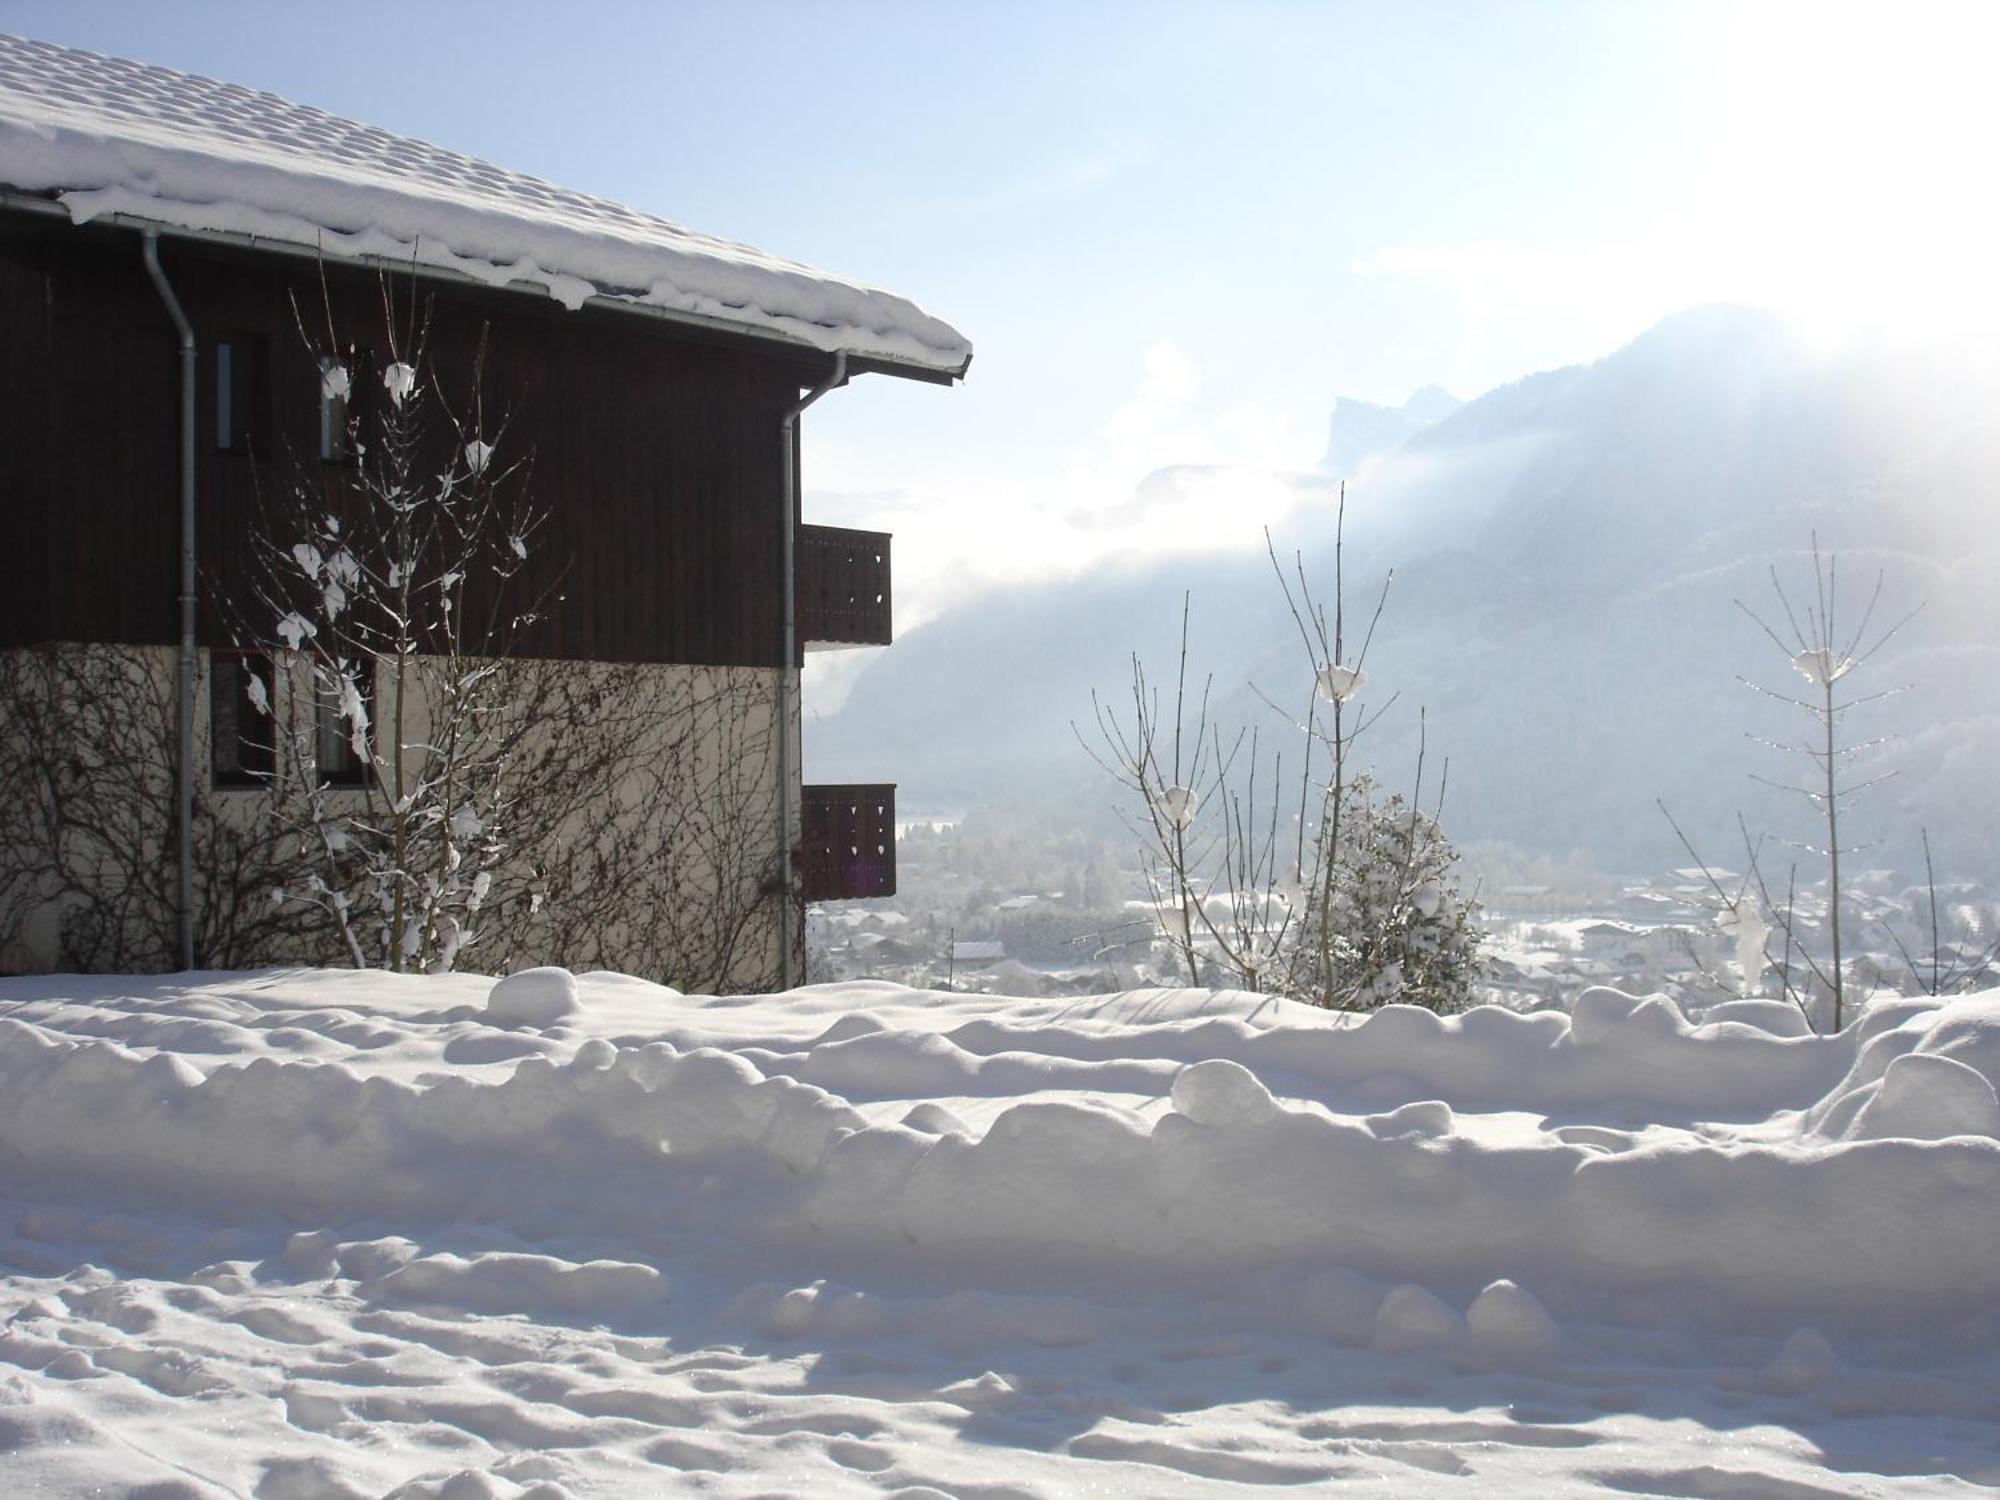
210 650 275 789
315 663 373 787
215 334 269 455
319 355 353 463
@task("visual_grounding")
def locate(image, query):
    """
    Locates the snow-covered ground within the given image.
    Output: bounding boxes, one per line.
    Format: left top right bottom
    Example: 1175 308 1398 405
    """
3 970 1999 1497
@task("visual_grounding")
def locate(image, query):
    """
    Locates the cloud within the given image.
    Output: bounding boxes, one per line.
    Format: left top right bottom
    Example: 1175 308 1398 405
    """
799 457 1317 720
805 339 1320 645
1091 337 1198 498
1082 337 1310 502
1080 464 1310 543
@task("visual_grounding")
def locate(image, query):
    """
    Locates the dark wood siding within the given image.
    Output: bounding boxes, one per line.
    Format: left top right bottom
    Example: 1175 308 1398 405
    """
0 213 820 668
0 218 52 646
0 217 181 649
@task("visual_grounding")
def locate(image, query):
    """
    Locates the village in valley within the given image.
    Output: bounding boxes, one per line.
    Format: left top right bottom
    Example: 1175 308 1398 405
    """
813 814 2000 1020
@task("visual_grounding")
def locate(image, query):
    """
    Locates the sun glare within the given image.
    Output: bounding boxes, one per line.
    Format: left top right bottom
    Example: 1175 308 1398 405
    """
1708 0 2000 353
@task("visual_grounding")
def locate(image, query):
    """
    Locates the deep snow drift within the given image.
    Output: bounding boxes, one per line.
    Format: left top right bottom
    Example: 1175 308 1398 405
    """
3 970 1999 1496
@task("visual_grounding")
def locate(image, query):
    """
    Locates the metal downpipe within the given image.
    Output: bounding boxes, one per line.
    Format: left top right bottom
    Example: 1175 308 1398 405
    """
778 351 847 989
141 229 198 972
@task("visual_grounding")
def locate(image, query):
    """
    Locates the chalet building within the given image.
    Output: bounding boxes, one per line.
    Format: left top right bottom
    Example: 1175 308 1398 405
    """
0 34 968 985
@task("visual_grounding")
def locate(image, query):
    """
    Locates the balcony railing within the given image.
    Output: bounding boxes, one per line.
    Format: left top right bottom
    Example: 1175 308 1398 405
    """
801 783 896 901
798 524 892 648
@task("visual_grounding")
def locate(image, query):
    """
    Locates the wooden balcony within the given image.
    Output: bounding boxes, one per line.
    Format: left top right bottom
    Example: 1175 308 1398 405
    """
798 524 892 648
801 783 896 901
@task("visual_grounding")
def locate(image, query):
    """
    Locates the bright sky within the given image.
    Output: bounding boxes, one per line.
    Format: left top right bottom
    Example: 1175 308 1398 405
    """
7 0 1997 633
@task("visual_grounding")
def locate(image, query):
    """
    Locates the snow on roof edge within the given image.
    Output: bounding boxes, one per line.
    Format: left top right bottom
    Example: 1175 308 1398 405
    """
0 33 972 379
2 187 962 381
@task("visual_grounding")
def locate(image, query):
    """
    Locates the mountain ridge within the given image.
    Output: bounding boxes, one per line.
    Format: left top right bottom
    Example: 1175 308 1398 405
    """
810 307 2000 878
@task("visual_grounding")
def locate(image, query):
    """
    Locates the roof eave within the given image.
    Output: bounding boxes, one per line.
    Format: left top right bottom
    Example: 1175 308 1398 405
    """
0 188 969 385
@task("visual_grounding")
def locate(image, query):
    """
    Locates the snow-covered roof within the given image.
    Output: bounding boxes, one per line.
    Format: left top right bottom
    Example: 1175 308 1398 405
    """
0 33 971 378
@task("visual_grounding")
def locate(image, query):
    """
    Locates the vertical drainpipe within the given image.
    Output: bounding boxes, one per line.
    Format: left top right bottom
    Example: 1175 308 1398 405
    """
141 229 198 972
778 351 847 989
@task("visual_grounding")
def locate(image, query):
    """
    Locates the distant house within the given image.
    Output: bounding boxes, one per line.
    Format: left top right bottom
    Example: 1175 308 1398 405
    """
0 34 968 982
1574 919 1712 980
952 941 1006 968
850 932 920 967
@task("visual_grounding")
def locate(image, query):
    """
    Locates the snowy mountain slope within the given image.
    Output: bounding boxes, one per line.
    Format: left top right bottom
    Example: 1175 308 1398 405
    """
812 308 2000 875
4 968 2000 1495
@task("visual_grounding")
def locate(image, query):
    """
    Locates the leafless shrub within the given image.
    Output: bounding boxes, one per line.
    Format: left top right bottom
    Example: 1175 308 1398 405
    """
1082 491 1480 1011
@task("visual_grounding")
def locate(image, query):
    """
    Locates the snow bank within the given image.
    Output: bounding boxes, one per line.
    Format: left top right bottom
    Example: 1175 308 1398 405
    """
485 966 579 1026
4 977 2000 1325
0 34 971 374
877 984 1855 1119
9 970 2000 1496
1807 991 2000 1142
0 1017 861 1221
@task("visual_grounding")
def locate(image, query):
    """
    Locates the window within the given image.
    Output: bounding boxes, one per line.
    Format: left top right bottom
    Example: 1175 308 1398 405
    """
318 354 353 463
210 651 275 788
315 664 373 787
215 334 269 455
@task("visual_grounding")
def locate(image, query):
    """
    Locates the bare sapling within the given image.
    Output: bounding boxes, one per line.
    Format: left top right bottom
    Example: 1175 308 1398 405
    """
237 286 547 972
1081 594 1275 986
1663 535 1922 1032
1737 536 1921 1031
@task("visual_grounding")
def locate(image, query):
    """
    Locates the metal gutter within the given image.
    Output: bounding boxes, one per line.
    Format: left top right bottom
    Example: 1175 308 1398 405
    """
139 227 199 972
0 192 969 384
778 352 848 988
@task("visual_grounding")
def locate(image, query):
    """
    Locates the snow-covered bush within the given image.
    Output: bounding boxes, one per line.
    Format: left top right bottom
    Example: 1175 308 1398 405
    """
1278 773 1482 1014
